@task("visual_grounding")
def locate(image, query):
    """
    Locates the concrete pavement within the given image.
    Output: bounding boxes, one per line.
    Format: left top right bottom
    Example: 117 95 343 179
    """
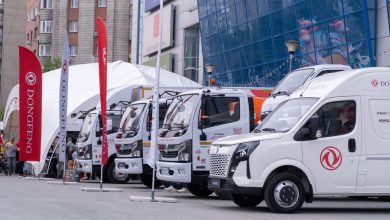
1 176 390 220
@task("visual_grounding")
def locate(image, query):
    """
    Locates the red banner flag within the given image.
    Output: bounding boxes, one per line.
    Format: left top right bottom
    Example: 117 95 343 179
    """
18 46 42 161
96 17 108 165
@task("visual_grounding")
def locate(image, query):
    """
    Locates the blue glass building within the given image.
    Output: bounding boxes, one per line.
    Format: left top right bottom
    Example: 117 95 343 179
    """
197 0 377 87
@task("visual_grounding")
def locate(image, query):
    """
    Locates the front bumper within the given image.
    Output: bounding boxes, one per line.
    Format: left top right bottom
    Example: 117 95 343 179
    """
114 158 143 174
156 161 191 183
76 159 92 173
208 177 262 195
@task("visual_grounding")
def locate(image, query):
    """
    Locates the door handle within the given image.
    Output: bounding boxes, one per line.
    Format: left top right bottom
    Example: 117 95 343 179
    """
348 138 356 152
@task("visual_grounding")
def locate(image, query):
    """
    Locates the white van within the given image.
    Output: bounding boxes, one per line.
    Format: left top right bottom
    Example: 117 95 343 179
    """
261 64 351 120
208 68 390 213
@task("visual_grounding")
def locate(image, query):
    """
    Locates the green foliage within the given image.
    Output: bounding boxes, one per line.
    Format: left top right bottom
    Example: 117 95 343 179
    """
43 57 62 73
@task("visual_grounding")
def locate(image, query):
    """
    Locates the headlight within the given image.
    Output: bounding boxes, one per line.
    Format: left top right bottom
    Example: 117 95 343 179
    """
130 140 143 158
177 140 192 162
233 141 259 162
77 144 92 159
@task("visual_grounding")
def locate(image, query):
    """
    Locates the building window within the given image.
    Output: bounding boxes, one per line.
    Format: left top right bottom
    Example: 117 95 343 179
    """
41 0 53 9
98 0 106 7
40 21 53 33
69 21 78 32
70 45 78 56
0 0 4 5
183 27 200 82
39 44 51 56
70 0 78 8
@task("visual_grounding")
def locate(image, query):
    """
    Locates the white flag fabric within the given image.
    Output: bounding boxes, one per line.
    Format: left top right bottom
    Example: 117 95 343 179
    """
59 33 70 162
147 0 164 168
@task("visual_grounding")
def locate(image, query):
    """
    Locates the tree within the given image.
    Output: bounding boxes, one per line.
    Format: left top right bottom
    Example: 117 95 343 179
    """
43 57 62 73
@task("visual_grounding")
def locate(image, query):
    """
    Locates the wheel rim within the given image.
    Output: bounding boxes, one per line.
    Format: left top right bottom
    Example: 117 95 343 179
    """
273 180 299 208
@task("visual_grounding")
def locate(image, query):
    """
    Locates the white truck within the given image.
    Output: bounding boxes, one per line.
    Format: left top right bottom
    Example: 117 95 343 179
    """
76 85 154 183
156 87 268 196
260 64 351 120
114 89 195 187
208 67 390 213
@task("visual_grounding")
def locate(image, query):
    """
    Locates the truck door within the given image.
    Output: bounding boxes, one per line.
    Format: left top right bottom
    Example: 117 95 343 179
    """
193 94 246 171
301 97 361 194
360 97 390 193
92 116 102 165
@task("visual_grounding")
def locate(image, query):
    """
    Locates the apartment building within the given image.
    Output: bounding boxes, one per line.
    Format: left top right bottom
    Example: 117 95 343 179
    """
25 0 132 65
131 0 203 83
0 0 26 110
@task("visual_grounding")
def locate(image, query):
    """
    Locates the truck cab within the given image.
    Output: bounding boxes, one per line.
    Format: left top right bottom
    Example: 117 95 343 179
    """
76 108 131 183
114 98 170 187
156 88 265 196
261 64 351 120
208 68 390 213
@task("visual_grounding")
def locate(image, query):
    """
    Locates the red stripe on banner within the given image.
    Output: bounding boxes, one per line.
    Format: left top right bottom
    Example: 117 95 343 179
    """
96 17 108 165
18 46 42 161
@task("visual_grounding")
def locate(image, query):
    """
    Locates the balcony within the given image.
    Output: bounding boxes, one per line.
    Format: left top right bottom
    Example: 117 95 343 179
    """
38 33 52 44
40 9 53 20
0 4 4 11
0 20 3 27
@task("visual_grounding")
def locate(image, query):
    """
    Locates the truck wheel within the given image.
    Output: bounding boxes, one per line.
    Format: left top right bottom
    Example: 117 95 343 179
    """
107 161 131 184
230 194 263 207
140 174 161 188
215 192 231 200
188 183 213 197
264 173 305 213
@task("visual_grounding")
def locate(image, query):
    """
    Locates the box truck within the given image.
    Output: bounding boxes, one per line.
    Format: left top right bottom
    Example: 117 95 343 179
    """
156 87 268 196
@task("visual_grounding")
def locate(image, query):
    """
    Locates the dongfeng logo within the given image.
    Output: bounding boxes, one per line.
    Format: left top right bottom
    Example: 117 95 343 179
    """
25 72 37 86
371 79 379 88
320 146 342 171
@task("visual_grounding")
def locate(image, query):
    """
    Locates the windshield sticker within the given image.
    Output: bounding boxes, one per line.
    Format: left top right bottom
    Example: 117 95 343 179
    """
320 146 342 171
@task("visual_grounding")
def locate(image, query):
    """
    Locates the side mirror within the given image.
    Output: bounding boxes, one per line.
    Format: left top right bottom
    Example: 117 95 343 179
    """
97 138 102 145
200 133 207 141
96 130 102 137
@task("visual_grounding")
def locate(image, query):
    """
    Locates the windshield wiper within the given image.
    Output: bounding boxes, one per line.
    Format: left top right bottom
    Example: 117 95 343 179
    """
272 91 290 97
261 128 277 132
252 128 262 133
162 123 172 130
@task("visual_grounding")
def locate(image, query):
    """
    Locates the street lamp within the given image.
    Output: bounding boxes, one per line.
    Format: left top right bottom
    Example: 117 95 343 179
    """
205 63 215 86
285 40 299 73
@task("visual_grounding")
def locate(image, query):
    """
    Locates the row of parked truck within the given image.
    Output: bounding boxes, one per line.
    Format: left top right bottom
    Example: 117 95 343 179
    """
75 64 390 213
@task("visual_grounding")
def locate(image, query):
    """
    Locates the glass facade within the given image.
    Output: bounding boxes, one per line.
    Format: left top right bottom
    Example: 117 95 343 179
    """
198 0 374 87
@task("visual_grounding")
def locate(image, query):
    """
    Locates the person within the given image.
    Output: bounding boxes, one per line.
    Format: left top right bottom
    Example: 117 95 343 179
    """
5 137 18 175
16 142 26 177
67 138 75 161
338 103 356 134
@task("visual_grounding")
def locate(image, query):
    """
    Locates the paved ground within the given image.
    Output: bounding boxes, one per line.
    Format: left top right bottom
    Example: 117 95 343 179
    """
1 176 390 220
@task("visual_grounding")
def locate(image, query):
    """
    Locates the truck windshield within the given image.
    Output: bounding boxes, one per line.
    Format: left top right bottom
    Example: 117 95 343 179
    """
120 103 147 131
254 98 318 133
272 68 314 95
163 94 198 129
78 113 97 142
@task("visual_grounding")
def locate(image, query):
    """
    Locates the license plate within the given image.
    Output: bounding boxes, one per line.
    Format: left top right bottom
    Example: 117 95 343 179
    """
161 167 170 175
210 179 220 188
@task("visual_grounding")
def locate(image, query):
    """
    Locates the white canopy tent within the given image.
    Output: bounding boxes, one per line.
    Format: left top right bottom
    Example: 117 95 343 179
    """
2 61 200 174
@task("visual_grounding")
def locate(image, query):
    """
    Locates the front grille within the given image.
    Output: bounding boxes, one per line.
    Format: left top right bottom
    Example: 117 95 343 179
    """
160 151 178 158
209 154 231 177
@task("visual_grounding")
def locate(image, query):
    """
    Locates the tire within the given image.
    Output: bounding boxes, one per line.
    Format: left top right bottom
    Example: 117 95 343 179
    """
107 161 131 184
140 174 162 188
264 173 305 213
188 183 213 197
230 194 263 207
215 192 231 200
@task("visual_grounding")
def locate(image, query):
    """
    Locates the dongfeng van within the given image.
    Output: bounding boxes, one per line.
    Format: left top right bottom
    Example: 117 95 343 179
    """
208 67 390 213
261 64 351 120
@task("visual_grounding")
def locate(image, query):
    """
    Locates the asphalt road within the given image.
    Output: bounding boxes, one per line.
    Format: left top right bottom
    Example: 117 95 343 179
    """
1 176 390 220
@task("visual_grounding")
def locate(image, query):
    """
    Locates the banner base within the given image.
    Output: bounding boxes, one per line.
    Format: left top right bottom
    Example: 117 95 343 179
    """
47 181 80 185
80 187 123 192
129 196 177 203
25 177 55 181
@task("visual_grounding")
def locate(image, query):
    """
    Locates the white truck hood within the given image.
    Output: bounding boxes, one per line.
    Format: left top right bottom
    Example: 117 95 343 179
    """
213 132 283 146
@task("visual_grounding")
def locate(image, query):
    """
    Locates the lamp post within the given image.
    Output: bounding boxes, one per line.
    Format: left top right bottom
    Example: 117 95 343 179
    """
285 40 299 73
205 63 215 86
